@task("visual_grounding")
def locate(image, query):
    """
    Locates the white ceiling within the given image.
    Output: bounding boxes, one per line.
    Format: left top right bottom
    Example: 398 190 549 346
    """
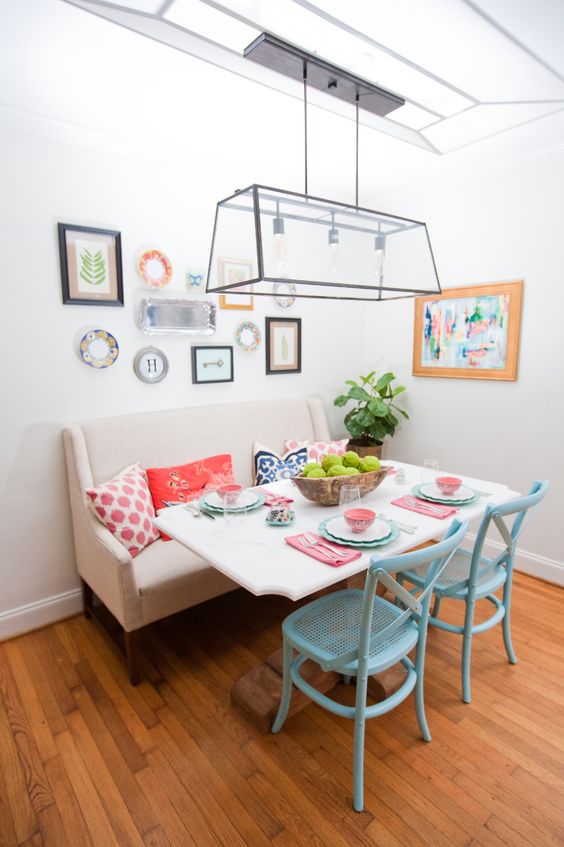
63 0 564 154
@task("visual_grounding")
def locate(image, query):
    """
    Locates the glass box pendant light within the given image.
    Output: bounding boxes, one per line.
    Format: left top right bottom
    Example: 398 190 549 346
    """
206 35 441 302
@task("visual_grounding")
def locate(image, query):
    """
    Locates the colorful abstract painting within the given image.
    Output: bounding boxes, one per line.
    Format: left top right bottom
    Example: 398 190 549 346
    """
413 282 523 381
422 293 509 369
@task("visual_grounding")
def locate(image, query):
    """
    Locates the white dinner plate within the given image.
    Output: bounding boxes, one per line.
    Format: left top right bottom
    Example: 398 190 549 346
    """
203 490 260 510
419 483 475 502
324 515 391 543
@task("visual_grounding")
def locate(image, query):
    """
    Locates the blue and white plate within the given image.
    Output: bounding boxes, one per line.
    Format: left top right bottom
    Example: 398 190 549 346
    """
79 329 119 369
318 518 399 548
412 483 478 506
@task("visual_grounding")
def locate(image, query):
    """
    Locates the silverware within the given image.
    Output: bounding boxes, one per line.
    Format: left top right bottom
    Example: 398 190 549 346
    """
405 497 448 515
379 513 417 534
300 532 342 560
185 502 215 521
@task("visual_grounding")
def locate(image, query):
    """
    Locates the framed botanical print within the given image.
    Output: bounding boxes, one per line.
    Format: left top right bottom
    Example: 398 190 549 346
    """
58 223 124 306
413 280 523 381
265 317 302 374
218 258 254 310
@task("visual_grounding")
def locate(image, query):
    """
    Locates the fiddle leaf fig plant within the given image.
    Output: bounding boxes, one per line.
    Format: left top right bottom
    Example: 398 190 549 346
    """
334 371 409 446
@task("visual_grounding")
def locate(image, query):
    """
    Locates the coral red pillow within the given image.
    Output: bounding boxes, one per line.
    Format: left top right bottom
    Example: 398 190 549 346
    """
146 454 234 539
284 438 349 462
86 463 159 558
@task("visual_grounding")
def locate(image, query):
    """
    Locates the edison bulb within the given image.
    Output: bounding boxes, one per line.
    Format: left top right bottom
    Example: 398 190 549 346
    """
273 233 288 270
372 248 385 276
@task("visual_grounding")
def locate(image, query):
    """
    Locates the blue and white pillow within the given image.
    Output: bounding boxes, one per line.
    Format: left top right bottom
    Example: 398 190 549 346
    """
253 442 307 485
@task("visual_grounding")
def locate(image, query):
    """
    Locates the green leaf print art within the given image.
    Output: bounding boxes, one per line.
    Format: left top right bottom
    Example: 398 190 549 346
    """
281 333 289 361
79 248 107 287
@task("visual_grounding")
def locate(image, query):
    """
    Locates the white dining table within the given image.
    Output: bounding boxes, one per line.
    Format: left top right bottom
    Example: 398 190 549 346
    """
154 461 520 601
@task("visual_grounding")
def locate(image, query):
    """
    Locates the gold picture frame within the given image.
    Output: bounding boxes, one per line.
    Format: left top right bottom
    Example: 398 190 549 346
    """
217 258 254 310
413 280 523 381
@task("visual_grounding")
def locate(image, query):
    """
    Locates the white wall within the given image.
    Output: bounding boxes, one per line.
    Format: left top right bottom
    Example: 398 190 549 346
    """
363 143 564 582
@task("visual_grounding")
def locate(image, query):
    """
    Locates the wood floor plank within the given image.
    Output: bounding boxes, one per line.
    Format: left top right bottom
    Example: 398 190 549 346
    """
0 689 38 844
2 642 58 765
0 647 53 816
64 708 147 846
43 754 94 847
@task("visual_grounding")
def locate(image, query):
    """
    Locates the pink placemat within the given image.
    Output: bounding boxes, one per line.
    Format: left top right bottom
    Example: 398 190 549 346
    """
391 496 458 519
285 532 362 566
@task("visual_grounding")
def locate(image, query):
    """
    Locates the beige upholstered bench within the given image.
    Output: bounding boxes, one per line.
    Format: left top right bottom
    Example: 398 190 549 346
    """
63 396 330 683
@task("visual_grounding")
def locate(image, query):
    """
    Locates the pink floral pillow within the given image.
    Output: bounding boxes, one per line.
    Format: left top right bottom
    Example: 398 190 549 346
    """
284 438 349 463
86 463 159 558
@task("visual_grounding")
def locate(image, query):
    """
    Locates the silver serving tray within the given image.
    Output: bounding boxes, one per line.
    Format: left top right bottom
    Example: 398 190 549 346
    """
139 298 216 335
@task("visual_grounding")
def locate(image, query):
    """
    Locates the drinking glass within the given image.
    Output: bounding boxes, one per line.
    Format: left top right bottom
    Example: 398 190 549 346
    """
339 484 361 515
420 459 440 485
223 492 247 527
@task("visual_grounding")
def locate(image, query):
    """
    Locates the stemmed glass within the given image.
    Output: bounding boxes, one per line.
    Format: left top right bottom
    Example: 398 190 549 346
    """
223 492 247 527
420 459 440 485
339 484 361 515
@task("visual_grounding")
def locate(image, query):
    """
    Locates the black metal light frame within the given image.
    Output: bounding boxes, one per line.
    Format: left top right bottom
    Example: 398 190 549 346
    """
206 183 441 301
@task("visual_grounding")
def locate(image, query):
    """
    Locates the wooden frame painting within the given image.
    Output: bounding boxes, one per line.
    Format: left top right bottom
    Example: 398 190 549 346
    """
265 317 302 374
413 280 523 381
58 223 124 306
191 345 234 384
217 258 254 310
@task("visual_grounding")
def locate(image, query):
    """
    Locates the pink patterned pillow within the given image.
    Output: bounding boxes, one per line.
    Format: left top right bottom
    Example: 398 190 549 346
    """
284 438 349 462
86 463 159 558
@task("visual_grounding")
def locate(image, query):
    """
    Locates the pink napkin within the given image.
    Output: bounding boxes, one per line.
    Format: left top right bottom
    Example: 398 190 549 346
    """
261 488 295 507
391 496 458 519
285 532 361 566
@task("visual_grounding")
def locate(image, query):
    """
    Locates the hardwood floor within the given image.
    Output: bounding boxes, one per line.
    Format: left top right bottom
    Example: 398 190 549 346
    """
1 571 563 846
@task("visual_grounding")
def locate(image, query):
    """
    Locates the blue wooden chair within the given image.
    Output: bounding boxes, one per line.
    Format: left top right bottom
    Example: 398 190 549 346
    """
395 480 549 704
271 519 470 812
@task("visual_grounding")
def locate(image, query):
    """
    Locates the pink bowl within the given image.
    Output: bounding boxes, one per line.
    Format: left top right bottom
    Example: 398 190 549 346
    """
344 508 376 534
217 483 242 505
435 476 462 496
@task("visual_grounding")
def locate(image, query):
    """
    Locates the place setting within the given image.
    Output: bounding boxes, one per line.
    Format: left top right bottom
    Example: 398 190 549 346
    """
391 460 480 519
285 483 401 566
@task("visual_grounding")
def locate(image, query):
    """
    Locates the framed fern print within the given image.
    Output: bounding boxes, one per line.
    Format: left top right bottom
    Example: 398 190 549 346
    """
265 317 301 374
58 223 124 306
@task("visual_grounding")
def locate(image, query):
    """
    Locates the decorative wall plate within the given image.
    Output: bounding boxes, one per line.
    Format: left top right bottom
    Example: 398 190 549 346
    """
235 320 261 352
79 329 119 368
273 282 296 307
133 346 169 383
138 249 173 288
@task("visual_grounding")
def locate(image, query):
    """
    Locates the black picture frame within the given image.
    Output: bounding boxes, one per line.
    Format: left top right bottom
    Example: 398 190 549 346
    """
191 345 234 384
265 317 302 374
58 222 124 306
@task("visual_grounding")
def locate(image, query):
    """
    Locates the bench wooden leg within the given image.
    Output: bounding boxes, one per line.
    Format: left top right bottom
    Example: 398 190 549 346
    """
124 629 142 686
81 579 93 620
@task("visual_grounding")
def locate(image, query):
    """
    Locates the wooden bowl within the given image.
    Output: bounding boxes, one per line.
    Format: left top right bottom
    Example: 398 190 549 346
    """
291 467 390 506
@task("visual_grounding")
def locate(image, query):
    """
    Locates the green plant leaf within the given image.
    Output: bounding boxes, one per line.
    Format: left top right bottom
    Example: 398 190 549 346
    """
367 397 388 418
348 385 372 402
386 411 398 427
375 372 394 392
392 385 406 396
398 409 410 419
345 380 359 388
334 395 349 407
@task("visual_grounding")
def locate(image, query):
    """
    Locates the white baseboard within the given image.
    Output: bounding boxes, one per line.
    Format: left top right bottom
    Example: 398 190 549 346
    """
0 588 83 642
468 533 564 587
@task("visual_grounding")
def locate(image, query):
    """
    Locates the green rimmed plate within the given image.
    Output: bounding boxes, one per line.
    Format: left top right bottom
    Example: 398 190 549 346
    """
199 490 266 514
318 518 400 548
411 484 478 506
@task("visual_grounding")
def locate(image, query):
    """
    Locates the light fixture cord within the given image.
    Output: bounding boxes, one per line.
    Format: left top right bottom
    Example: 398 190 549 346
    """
303 60 308 196
355 93 359 207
